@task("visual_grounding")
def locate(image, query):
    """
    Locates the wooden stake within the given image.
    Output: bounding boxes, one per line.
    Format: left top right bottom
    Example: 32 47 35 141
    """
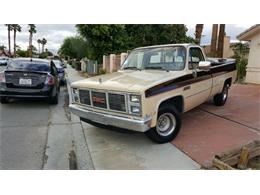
238 147 250 169
213 158 235 170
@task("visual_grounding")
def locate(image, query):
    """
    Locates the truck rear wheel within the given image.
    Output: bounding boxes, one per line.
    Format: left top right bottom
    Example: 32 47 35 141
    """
145 105 181 144
213 84 229 106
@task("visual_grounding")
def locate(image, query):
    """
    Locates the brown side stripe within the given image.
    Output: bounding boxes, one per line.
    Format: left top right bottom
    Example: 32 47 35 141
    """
145 62 236 97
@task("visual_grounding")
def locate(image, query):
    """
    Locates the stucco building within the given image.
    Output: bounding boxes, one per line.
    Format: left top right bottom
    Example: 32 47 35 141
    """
237 24 260 84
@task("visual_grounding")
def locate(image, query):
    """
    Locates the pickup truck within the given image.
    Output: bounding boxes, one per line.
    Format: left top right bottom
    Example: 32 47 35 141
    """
69 44 237 143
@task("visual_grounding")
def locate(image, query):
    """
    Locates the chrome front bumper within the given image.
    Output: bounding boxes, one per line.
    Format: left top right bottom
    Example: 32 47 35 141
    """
69 104 152 132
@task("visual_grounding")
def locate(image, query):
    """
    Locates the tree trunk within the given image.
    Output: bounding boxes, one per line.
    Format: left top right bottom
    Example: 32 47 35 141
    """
210 24 218 57
13 30 16 57
8 25 11 56
42 44 44 53
29 33 32 57
195 24 204 44
217 24 225 58
38 43 40 54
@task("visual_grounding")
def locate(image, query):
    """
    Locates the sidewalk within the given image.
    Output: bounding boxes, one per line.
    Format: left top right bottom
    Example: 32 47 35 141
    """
66 65 200 169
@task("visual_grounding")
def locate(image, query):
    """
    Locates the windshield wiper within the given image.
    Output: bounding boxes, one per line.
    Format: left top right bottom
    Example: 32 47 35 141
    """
123 67 141 71
144 66 164 70
145 66 170 72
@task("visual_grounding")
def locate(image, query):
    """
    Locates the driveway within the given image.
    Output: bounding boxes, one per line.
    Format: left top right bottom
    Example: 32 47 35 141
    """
172 84 260 167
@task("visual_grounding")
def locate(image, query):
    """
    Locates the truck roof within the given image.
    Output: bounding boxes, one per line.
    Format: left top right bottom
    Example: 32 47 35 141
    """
134 43 199 50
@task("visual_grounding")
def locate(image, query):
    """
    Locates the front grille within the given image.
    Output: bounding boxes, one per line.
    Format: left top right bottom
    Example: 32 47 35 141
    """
78 89 128 113
108 93 126 112
79 90 90 105
91 91 107 109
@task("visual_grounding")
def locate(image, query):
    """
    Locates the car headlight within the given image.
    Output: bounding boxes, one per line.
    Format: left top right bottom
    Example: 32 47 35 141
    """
130 106 140 114
72 88 79 102
130 94 140 103
128 94 141 115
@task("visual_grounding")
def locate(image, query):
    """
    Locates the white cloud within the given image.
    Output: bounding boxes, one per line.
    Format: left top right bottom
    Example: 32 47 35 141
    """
0 24 77 54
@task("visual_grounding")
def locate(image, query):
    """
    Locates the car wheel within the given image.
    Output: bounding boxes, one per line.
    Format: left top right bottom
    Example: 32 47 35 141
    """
49 93 58 105
0 97 9 104
145 105 181 144
214 84 229 106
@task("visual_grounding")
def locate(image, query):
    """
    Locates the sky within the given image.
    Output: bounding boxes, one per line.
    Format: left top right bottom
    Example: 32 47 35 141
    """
0 24 253 55
0 24 76 55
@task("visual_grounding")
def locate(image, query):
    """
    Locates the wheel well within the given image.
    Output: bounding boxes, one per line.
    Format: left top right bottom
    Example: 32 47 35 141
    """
159 96 184 114
225 78 232 87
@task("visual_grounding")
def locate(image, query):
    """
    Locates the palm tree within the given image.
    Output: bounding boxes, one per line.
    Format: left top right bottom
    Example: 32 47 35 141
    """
11 24 22 57
28 24 37 57
217 24 225 58
37 39 42 54
210 24 218 57
5 24 12 56
41 38 47 53
195 24 204 44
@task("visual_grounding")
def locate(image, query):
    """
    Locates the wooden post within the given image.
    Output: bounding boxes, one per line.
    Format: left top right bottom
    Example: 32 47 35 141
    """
213 158 235 170
237 147 250 169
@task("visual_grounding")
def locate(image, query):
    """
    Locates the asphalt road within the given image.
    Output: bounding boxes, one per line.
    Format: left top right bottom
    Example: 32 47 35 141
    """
0 65 71 169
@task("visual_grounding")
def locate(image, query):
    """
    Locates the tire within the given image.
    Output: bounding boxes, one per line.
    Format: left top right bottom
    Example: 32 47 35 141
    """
0 97 9 104
145 105 182 144
49 93 58 105
213 84 229 106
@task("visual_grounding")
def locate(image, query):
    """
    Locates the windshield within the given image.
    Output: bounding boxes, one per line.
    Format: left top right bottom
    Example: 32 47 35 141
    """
53 60 63 68
122 46 186 71
7 60 50 72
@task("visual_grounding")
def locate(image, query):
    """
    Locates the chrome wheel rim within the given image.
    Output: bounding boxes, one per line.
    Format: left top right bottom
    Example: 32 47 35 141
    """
223 87 228 101
156 113 176 136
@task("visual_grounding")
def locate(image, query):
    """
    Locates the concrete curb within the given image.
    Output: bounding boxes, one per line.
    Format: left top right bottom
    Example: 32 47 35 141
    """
66 70 95 170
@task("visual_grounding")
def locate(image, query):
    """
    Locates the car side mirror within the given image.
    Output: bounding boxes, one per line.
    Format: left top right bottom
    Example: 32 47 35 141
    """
198 61 211 71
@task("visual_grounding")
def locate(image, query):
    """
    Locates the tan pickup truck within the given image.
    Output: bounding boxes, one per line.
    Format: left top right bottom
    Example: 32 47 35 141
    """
69 44 237 143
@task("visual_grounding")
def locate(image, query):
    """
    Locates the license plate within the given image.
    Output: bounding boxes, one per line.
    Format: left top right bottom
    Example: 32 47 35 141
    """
19 78 32 85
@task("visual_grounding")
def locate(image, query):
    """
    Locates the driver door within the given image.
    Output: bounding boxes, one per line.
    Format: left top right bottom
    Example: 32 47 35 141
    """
183 47 212 111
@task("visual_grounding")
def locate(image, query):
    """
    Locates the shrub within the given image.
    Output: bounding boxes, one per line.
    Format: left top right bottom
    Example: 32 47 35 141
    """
236 58 248 82
98 68 106 75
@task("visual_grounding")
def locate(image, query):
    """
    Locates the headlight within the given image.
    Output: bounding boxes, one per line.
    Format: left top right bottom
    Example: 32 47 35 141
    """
72 88 79 102
130 95 140 103
130 106 140 114
128 94 141 115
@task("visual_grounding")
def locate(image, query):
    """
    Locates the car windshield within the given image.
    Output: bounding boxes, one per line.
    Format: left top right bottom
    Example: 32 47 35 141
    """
122 46 186 71
53 60 63 68
7 60 50 72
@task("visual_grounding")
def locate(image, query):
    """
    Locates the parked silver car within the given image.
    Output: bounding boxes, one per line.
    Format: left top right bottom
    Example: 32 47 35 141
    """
0 57 9 66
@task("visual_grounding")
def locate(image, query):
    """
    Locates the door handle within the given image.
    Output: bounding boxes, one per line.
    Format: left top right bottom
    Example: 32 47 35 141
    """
183 86 191 91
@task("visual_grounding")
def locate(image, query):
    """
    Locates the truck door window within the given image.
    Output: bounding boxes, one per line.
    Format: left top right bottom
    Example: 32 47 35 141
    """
189 48 204 69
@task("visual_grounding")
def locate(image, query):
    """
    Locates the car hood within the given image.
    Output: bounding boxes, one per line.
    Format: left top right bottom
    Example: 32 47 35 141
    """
71 70 186 93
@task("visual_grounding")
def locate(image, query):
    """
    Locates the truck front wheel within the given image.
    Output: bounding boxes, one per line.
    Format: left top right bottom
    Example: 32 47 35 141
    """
145 105 181 144
0 97 9 104
213 84 229 106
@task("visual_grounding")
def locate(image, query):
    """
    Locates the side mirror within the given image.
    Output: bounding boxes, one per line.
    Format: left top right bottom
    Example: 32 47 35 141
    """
198 61 211 71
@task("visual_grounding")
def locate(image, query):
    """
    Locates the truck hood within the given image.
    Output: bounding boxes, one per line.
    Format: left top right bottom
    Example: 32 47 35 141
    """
71 70 186 93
